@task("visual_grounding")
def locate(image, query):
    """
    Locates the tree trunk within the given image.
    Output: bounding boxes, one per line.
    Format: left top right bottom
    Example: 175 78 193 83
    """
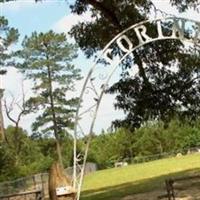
0 89 6 142
47 64 64 168
49 162 76 200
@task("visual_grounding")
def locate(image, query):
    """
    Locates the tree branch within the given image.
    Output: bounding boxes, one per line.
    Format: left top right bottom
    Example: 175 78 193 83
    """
85 0 122 30
4 99 17 124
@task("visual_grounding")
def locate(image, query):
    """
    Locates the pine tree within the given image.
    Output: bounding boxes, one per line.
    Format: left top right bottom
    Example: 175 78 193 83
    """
0 16 19 141
17 31 81 167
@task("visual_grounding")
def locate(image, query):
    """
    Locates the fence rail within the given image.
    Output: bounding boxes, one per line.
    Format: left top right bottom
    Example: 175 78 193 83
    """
0 173 47 200
0 189 43 200
124 146 200 164
0 163 97 199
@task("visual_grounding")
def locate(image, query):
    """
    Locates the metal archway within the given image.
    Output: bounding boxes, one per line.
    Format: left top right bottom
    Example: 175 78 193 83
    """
72 16 200 200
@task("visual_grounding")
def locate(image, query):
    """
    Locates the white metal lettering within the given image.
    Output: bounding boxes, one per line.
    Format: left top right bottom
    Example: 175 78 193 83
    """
134 25 152 44
157 20 164 38
116 35 133 53
103 48 113 64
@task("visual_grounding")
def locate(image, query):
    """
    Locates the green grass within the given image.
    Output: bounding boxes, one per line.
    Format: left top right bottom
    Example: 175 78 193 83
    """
81 154 200 200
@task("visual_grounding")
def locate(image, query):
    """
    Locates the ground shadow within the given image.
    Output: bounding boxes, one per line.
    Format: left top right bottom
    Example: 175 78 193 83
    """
81 168 200 200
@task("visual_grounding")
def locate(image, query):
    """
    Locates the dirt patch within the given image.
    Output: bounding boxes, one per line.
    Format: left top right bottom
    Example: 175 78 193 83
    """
122 190 163 200
122 186 200 200
176 187 200 200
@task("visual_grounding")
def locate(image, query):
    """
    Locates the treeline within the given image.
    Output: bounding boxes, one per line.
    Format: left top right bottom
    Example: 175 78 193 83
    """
87 118 200 169
0 126 74 182
1 118 200 181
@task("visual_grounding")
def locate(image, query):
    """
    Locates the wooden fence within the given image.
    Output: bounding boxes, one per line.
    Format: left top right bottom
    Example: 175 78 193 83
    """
0 189 43 200
0 173 47 200
0 163 97 200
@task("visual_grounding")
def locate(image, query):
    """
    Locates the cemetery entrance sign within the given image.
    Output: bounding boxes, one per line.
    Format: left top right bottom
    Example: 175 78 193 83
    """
72 17 200 200
103 17 200 65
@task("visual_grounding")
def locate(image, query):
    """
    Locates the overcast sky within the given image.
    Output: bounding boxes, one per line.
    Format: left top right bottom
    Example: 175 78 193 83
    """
1 0 200 135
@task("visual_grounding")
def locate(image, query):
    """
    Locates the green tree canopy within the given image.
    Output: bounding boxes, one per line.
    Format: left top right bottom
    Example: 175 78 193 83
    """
0 126 52 181
69 0 200 129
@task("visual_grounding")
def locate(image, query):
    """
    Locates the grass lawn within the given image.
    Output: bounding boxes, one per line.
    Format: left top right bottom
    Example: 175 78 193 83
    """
81 154 200 200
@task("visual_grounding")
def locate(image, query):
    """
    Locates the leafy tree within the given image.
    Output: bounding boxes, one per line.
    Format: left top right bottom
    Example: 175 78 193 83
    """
86 118 200 168
88 128 135 168
109 52 200 129
17 31 81 167
133 118 200 157
0 126 51 181
0 16 19 75
170 0 200 11
70 0 200 129
35 135 74 167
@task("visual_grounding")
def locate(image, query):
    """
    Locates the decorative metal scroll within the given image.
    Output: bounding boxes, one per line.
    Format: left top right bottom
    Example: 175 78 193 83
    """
72 17 200 200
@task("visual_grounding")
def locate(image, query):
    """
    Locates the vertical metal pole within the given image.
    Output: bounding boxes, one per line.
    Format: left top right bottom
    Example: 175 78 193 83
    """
76 137 91 200
73 131 77 189
77 87 105 200
72 69 95 192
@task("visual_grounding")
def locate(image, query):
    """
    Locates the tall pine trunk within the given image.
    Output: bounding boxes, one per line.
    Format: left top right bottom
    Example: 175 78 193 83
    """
47 65 64 168
0 89 6 142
